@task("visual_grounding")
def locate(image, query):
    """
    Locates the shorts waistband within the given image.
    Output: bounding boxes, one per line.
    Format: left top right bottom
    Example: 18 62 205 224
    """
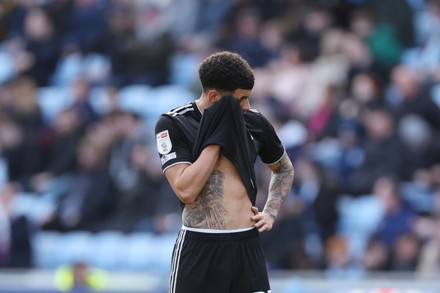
181 226 258 242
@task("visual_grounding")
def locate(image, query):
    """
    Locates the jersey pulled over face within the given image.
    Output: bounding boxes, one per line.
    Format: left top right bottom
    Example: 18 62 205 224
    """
155 97 284 229
229 89 251 112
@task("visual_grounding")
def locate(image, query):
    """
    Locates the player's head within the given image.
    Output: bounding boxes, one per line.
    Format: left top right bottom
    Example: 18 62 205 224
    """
198 51 255 95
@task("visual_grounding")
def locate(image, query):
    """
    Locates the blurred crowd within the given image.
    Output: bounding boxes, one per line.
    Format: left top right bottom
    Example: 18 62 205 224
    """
0 0 439 279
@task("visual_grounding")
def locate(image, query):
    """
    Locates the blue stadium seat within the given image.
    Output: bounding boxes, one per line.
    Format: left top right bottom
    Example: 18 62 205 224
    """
117 85 154 118
36 86 73 124
0 50 14 84
432 84 440 109
337 195 385 258
88 231 125 271
90 86 112 115
123 232 156 271
117 85 194 126
57 231 95 266
33 232 65 268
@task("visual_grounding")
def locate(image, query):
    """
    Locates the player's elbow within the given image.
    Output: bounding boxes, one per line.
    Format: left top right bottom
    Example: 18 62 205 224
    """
175 189 198 205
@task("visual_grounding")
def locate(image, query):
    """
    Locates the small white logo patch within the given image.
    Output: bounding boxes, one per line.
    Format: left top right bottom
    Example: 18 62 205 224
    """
156 130 172 155
160 152 176 165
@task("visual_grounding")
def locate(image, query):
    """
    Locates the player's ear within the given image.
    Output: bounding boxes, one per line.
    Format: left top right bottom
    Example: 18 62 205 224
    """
207 89 221 103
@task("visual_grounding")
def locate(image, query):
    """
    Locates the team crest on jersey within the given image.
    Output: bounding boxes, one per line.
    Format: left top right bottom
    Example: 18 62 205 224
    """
156 130 172 155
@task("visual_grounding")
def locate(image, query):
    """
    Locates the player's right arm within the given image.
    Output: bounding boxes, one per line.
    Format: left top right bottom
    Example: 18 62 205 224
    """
155 115 220 204
164 145 220 204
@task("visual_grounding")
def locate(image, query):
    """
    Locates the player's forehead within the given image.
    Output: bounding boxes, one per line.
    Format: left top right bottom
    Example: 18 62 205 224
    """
232 88 252 99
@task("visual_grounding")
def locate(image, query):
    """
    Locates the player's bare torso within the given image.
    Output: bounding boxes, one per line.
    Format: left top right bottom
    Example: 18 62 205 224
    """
182 154 254 230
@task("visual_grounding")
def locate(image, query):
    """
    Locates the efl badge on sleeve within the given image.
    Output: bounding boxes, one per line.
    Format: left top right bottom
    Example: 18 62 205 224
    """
156 130 172 155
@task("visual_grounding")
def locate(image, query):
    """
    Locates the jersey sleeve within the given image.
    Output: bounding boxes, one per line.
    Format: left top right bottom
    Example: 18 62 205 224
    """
155 115 192 172
257 114 285 165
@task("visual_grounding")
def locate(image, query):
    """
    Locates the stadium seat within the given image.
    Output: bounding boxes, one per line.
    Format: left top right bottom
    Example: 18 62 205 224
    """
337 195 385 258
117 85 154 118
36 86 73 124
432 84 440 108
0 50 14 84
57 231 95 265
33 232 65 268
90 86 112 115
88 231 125 271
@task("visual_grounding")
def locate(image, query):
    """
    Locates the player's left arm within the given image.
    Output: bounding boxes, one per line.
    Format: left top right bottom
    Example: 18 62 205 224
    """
252 152 294 232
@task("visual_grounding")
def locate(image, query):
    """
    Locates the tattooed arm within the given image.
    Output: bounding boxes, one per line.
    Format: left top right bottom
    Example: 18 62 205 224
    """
251 152 294 232
183 170 226 229
165 145 221 204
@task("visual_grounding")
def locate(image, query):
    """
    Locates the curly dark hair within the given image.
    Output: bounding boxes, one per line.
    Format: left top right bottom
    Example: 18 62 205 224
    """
198 51 255 93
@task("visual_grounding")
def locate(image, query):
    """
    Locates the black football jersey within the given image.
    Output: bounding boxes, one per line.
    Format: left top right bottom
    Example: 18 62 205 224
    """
155 97 285 204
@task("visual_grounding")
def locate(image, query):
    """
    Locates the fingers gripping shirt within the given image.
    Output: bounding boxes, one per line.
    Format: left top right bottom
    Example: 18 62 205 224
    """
193 95 258 204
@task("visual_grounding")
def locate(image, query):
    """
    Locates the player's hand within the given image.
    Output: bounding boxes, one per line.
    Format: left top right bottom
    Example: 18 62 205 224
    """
251 206 274 232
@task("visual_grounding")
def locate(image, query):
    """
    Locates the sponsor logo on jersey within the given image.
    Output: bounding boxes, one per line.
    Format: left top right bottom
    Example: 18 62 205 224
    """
156 130 172 155
160 152 176 165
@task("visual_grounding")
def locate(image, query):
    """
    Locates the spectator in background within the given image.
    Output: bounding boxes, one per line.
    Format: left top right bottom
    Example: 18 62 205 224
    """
417 216 440 278
390 65 440 132
372 175 417 249
361 235 390 271
370 0 415 48
219 6 276 68
3 0 40 39
323 234 360 278
309 72 377 183
252 41 312 120
0 183 33 268
349 70 385 107
0 118 24 182
2 77 45 189
30 107 83 195
19 7 60 86
253 28 348 121
341 32 373 80
108 110 150 193
106 143 180 233
284 4 334 62
312 163 344 246
62 0 107 55
431 164 440 191
0 1 15 40
349 7 403 80
350 106 403 194
68 77 99 130
55 261 108 292
318 93 363 140
93 2 175 86
297 28 348 121
409 0 440 79
390 232 420 271
307 84 344 141
194 0 235 34
398 114 440 181
42 138 118 232
42 0 73 41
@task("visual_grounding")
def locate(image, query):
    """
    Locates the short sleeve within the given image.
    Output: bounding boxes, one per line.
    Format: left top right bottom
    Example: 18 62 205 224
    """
257 114 285 164
155 115 192 172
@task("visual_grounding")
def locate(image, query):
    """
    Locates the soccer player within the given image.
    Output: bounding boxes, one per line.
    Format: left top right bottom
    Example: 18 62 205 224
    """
155 51 294 293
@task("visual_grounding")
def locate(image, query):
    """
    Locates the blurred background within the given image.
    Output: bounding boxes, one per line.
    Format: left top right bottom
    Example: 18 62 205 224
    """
0 0 439 292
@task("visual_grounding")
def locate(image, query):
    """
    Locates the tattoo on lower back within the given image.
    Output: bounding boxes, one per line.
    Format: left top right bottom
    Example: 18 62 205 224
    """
184 170 226 229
